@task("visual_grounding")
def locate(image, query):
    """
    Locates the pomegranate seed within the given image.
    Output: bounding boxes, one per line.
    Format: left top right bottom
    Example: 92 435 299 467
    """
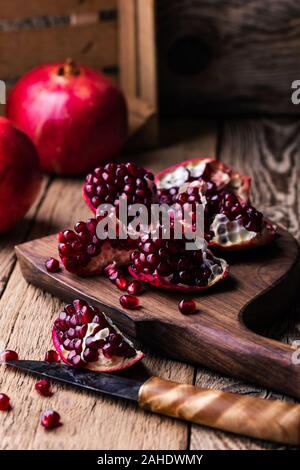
40 410 61 429
178 299 197 315
81 305 94 323
127 281 143 295
119 295 140 309
73 299 88 311
108 270 119 281
44 350 60 363
0 393 10 411
35 380 52 397
115 276 128 291
45 257 60 273
83 348 98 362
57 231 65 242
0 350 18 362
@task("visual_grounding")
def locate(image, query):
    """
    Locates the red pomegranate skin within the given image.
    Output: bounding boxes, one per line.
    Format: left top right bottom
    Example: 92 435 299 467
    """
7 61 128 175
0 117 41 233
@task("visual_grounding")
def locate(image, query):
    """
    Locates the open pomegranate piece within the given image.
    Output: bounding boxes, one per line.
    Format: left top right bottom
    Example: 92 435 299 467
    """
57 217 137 275
128 227 228 292
156 157 251 205
175 182 276 250
52 299 144 372
83 162 157 214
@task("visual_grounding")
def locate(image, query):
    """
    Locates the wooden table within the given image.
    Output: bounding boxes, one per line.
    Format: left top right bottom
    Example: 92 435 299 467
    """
0 118 299 450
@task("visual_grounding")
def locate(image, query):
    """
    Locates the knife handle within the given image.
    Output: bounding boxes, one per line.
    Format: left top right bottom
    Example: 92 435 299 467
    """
138 377 300 445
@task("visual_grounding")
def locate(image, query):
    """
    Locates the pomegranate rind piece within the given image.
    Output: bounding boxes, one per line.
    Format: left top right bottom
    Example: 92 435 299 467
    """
60 240 132 276
128 262 228 292
129 240 229 293
155 157 251 203
52 329 144 372
52 301 144 373
176 180 276 251
58 215 136 276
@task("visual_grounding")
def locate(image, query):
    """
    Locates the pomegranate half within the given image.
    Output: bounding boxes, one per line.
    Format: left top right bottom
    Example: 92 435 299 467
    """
52 299 144 372
7 59 128 175
0 117 41 233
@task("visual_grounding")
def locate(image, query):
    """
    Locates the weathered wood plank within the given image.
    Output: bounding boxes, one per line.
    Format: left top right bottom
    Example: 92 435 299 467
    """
191 118 300 450
0 0 117 20
157 0 300 115
0 22 118 80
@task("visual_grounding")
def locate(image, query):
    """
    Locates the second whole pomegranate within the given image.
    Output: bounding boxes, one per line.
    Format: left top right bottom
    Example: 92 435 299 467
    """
7 59 128 175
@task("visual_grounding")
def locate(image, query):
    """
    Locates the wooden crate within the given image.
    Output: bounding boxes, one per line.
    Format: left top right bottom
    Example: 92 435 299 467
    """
0 0 158 148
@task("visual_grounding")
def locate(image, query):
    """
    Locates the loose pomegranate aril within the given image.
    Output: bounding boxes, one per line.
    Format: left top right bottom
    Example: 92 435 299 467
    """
127 280 143 296
115 276 128 291
178 299 197 315
52 299 144 372
0 350 18 362
45 350 60 363
104 264 129 291
40 410 61 429
0 393 10 411
119 295 140 309
35 380 52 397
45 257 60 273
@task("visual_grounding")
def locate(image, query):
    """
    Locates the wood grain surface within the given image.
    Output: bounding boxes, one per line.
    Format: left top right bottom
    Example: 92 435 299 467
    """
157 0 300 115
0 120 299 450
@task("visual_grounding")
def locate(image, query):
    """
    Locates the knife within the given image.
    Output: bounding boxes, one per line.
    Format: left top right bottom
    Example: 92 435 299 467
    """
3 360 300 446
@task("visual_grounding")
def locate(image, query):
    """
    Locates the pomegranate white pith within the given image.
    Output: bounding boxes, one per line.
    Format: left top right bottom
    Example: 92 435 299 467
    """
209 214 276 250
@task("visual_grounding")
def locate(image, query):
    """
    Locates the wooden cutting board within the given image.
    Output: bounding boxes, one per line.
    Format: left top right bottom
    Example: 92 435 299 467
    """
15 227 300 399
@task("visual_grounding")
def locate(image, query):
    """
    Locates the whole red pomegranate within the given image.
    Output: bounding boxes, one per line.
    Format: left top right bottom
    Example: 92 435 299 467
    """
0 117 41 233
7 59 128 175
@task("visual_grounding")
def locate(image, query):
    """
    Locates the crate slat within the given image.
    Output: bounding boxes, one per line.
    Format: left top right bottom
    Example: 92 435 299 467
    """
136 0 157 109
119 0 137 98
0 0 117 20
0 23 118 80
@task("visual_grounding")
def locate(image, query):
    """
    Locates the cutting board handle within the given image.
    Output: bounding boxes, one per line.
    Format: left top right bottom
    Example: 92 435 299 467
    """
138 318 300 399
138 376 300 445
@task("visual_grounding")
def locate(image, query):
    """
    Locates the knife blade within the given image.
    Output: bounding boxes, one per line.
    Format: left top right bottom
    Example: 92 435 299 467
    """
2 359 300 446
3 360 143 401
